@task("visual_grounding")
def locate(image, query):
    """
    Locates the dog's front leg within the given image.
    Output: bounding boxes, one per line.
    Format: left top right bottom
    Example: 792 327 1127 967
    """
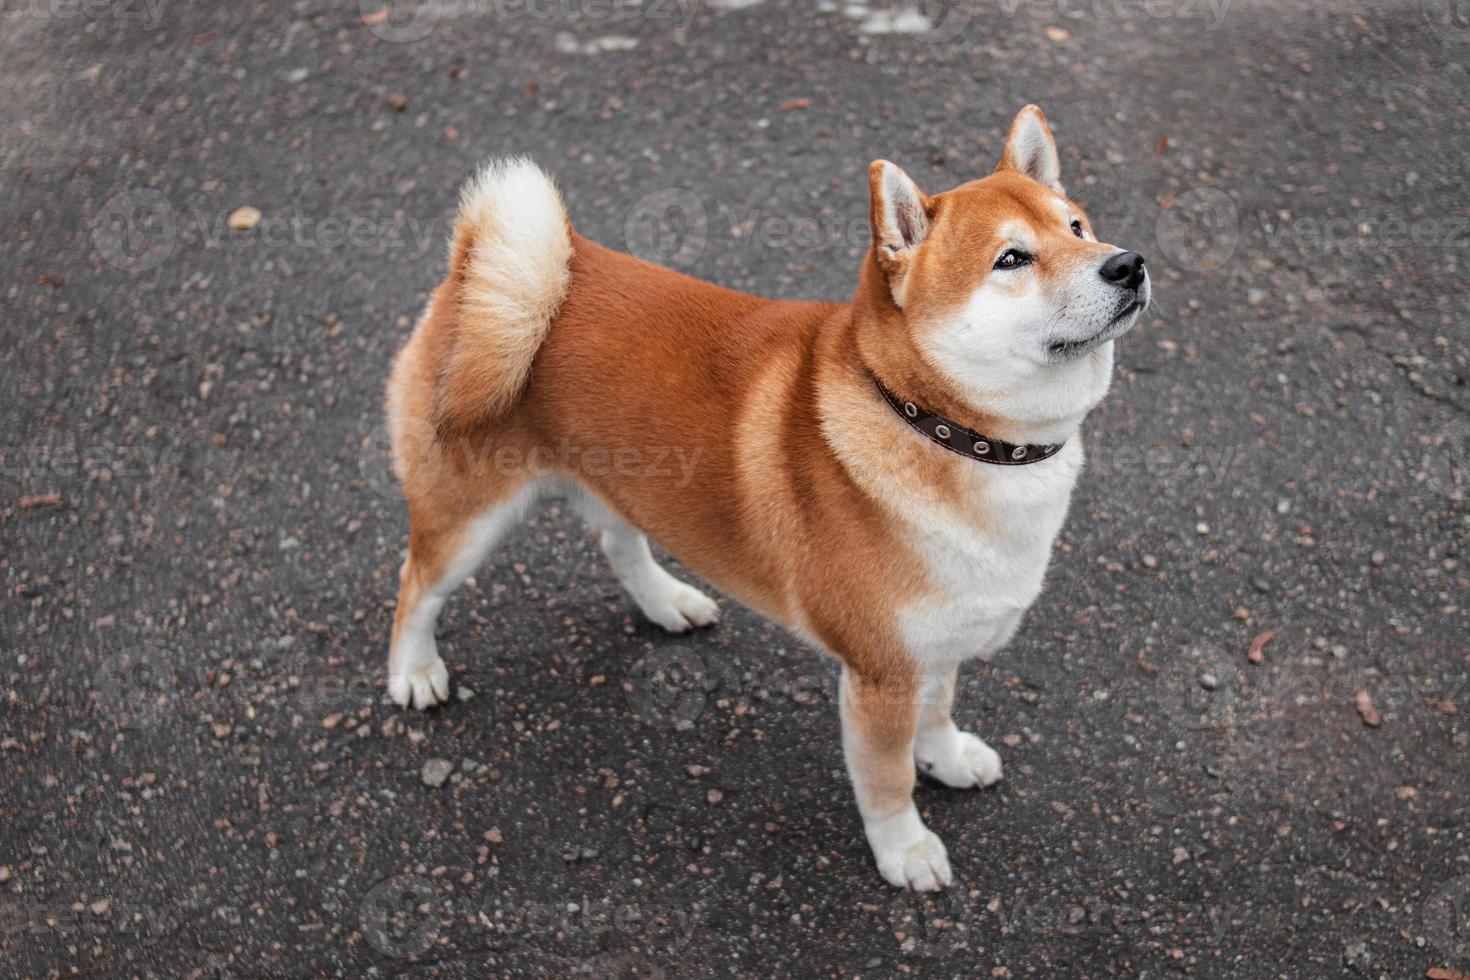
839 666 952 891
913 665 1004 789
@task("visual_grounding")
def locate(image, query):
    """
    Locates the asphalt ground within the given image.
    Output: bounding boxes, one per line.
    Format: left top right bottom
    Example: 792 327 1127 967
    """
1 0 1468 976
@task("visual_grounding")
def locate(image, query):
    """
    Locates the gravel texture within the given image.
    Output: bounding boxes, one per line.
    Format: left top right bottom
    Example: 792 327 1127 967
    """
1 1 1468 977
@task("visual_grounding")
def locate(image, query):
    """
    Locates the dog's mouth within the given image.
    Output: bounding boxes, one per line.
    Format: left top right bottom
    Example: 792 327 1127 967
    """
1046 299 1146 361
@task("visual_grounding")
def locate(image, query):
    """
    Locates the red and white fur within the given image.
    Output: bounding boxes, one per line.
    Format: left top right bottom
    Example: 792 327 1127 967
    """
381 106 1151 890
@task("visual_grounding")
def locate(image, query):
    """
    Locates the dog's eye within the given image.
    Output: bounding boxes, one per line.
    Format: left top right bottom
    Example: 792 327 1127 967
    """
1070 219 1085 238
994 248 1030 270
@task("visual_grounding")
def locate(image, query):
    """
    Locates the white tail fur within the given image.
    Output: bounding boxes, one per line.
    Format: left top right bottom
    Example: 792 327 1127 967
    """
437 158 572 434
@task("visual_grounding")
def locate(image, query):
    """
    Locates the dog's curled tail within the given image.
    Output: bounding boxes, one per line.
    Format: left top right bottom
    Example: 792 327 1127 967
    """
436 157 572 436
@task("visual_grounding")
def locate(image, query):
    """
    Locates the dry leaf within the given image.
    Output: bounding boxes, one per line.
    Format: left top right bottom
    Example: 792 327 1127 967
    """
1354 690 1381 728
777 98 812 112
362 8 389 25
19 493 62 508
1044 25 1070 41
1247 629 1276 664
228 206 261 231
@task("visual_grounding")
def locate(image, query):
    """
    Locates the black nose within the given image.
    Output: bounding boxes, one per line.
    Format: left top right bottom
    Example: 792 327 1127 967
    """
1099 251 1146 289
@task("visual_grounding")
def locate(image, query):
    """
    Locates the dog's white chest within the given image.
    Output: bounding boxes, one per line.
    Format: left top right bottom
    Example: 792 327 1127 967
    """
898 444 1083 665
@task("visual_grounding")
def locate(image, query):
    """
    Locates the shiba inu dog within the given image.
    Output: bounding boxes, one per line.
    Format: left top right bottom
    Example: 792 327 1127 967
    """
382 105 1150 890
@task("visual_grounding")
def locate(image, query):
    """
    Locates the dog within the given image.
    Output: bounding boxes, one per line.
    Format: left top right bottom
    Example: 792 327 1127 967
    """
382 105 1150 891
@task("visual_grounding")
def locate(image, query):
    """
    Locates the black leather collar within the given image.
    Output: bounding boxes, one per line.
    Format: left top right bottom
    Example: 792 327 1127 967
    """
873 376 1064 466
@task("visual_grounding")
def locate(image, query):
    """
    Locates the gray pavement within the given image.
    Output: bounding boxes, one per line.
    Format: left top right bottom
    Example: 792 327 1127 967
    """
1 0 1468 976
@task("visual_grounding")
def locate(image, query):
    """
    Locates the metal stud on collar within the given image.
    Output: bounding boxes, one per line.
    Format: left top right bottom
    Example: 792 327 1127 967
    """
1011 447 1027 460
934 424 951 440
904 402 918 418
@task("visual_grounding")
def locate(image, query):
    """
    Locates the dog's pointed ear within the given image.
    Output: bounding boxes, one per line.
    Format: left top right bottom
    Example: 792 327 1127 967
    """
868 160 930 307
997 104 1063 193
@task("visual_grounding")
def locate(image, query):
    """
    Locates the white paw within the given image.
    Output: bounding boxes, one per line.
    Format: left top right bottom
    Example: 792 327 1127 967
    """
916 730 1003 789
388 657 450 710
872 826 953 892
642 583 720 633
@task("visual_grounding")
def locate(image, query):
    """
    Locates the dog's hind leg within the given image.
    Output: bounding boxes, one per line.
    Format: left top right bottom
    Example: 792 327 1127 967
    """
573 490 720 633
385 157 571 708
388 476 540 709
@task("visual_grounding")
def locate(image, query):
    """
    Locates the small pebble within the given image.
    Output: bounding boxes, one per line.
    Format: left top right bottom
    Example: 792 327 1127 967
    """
421 758 454 788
